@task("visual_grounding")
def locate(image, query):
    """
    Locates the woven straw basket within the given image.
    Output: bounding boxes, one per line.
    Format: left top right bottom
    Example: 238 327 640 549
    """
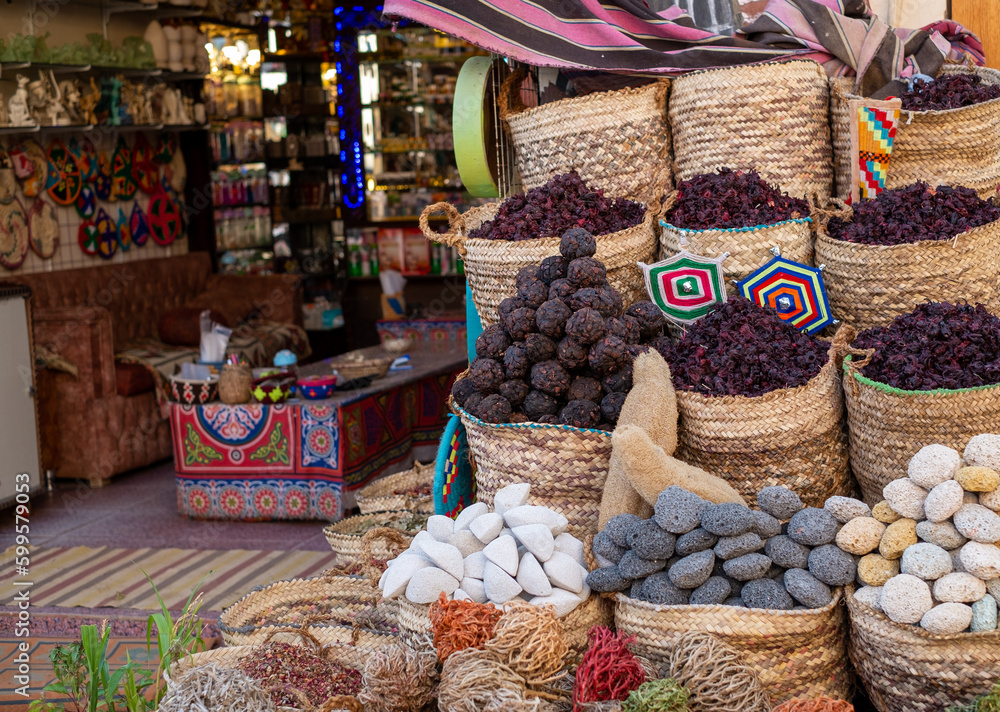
323 511 425 561
453 393 611 539
355 461 434 515
669 59 834 201
847 588 1000 712
420 202 658 328
843 351 1000 505
218 573 398 647
659 192 814 291
615 590 852 706
815 216 1000 329
831 64 1000 199
219 363 252 404
500 69 672 204
674 326 854 508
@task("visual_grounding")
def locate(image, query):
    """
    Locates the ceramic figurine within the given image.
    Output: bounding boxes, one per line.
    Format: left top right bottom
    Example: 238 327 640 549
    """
79 77 100 125
95 76 124 126
33 72 70 126
8 75 35 127
59 80 83 124
149 85 166 124
121 82 151 125
181 25 198 72
26 76 50 125
144 21 168 69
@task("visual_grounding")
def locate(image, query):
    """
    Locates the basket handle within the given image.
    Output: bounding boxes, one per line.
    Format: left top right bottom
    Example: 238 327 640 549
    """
843 345 875 398
498 67 530 121
261 625 325 652
809 194 852 232
419 202 467 253
359 526 413 586
827 323 856 370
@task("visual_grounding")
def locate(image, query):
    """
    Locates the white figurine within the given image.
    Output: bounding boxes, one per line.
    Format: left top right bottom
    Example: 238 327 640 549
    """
60 80 83 124
9 75 36 127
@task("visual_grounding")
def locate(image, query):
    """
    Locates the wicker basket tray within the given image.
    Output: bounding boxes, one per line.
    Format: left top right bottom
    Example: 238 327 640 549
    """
355 462 435 516
329 352 393 382
323 511 426 561
218 572 399 647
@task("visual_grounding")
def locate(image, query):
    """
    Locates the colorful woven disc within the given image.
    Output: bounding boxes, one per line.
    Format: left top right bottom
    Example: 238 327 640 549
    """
111 136 137 201
131 134 160 195
93 152 114 202
130 202 150 247
735 254 834 334
148 185 182 245
93 207 119 259
0 199 30 270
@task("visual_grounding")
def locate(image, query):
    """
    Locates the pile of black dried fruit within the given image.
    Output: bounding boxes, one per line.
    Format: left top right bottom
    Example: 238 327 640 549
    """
900 72 1000 111
664 168 810 230
468 171 645 241
587 485 859 610
826 182 1000 246
452 227 666 426
655 297 828 397
853 301 1000 390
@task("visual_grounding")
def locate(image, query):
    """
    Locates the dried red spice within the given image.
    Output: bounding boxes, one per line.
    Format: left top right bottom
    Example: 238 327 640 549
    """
665 168 809 230
900 73 1000 111
853 301 1000 390
238 641 361 707
658 297 828 397
827 182 1000 246
468 171 644 241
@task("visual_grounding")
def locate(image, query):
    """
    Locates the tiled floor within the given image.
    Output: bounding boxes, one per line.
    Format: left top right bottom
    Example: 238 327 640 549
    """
22 460 332 551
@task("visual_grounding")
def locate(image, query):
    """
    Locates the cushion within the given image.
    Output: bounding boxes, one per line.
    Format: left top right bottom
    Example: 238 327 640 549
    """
115 362 155 397
183 288 258 328
158 307 229 346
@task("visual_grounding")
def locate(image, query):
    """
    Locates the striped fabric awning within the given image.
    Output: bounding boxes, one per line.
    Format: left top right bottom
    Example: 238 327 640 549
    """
382 0 984 94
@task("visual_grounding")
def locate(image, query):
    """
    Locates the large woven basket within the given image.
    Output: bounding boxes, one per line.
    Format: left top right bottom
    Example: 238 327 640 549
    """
659 193 814 291
454 395 611 539
669 59 833 201
500 69 672 204
831 64 1000 199
218 573 398 647
814 216 1000 329
615 590 852 706
420 201 658 328
323 511 426 561
674 326 854 508
843 351 1000 505
355 461 434 515
847 587 1000 712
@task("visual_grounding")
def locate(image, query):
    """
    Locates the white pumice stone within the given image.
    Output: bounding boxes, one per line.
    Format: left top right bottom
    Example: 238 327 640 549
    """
554 532 585 565
959 541 1000 579
964 435 1000 471
916 520 967 551
453 588 472 602
493 483 531 517
512 524 555 562
824 496 872 523
503 505 569 535
464 551 487 580
900 543 953 580
920 602 973 634
543 552 584 594
987 578 1000 603
448 530 486 558
516 552 552 597
933 572 987 603
483 535 520 577
427 514 455 542
924 480 966 523
381 555 433 598
529 588 583 617
853 586 882 611
883 478 928 520
453 502 489 532
419 540 465 581
980 487 1000 512
908 444 961 488
484 561 522 604
408 530 434 556
406 568 460 604
953 504 1000 543
461 577 488 604
880 574 933 624
470 512 504 544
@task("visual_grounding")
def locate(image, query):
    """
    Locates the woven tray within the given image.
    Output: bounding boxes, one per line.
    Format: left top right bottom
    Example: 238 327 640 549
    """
218 572 398 647
323 511 426 561
420 201 658 328
831 63 1000 199
847 587 1000 712
843 351 1000 505
615 590 851 706
355 462 435 516
329 353 393 381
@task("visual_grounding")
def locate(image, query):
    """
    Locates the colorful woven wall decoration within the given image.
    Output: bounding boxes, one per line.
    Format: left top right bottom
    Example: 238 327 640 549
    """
78 219 99 256
45 139 83 206
12 140 47 198
117 206 133 251
0 199 30 270
130 201 150 246
849 96 901 203
735 251 833 334
148 185 182 245
93 207 119 259
93 152 113 202
639 250 728 327
111 136 137 201
76 185 97 219
131 133 159 195
28 198 59 259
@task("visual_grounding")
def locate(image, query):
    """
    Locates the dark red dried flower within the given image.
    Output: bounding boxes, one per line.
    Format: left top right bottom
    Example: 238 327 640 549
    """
900 73 1000 111
664 168 809 230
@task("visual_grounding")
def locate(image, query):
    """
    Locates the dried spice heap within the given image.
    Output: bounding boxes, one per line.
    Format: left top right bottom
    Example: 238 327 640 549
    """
900 73 1000 111
238 641 362 707
468 171 645 241
827 182 1000 246
853 302 1000 391
655 297 828 397
664 168 810 230
453 228 667 428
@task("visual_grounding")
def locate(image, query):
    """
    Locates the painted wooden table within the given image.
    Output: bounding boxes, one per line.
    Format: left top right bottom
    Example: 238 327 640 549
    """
171 342 467 521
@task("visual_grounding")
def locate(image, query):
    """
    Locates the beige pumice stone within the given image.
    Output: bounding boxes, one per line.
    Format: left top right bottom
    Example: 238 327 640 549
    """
880 518 918 560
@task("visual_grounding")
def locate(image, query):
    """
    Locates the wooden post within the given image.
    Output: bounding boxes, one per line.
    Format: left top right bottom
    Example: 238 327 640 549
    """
951 0 1000 69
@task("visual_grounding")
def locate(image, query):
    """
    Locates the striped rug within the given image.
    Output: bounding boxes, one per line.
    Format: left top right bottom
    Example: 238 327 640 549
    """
1 546 338 611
